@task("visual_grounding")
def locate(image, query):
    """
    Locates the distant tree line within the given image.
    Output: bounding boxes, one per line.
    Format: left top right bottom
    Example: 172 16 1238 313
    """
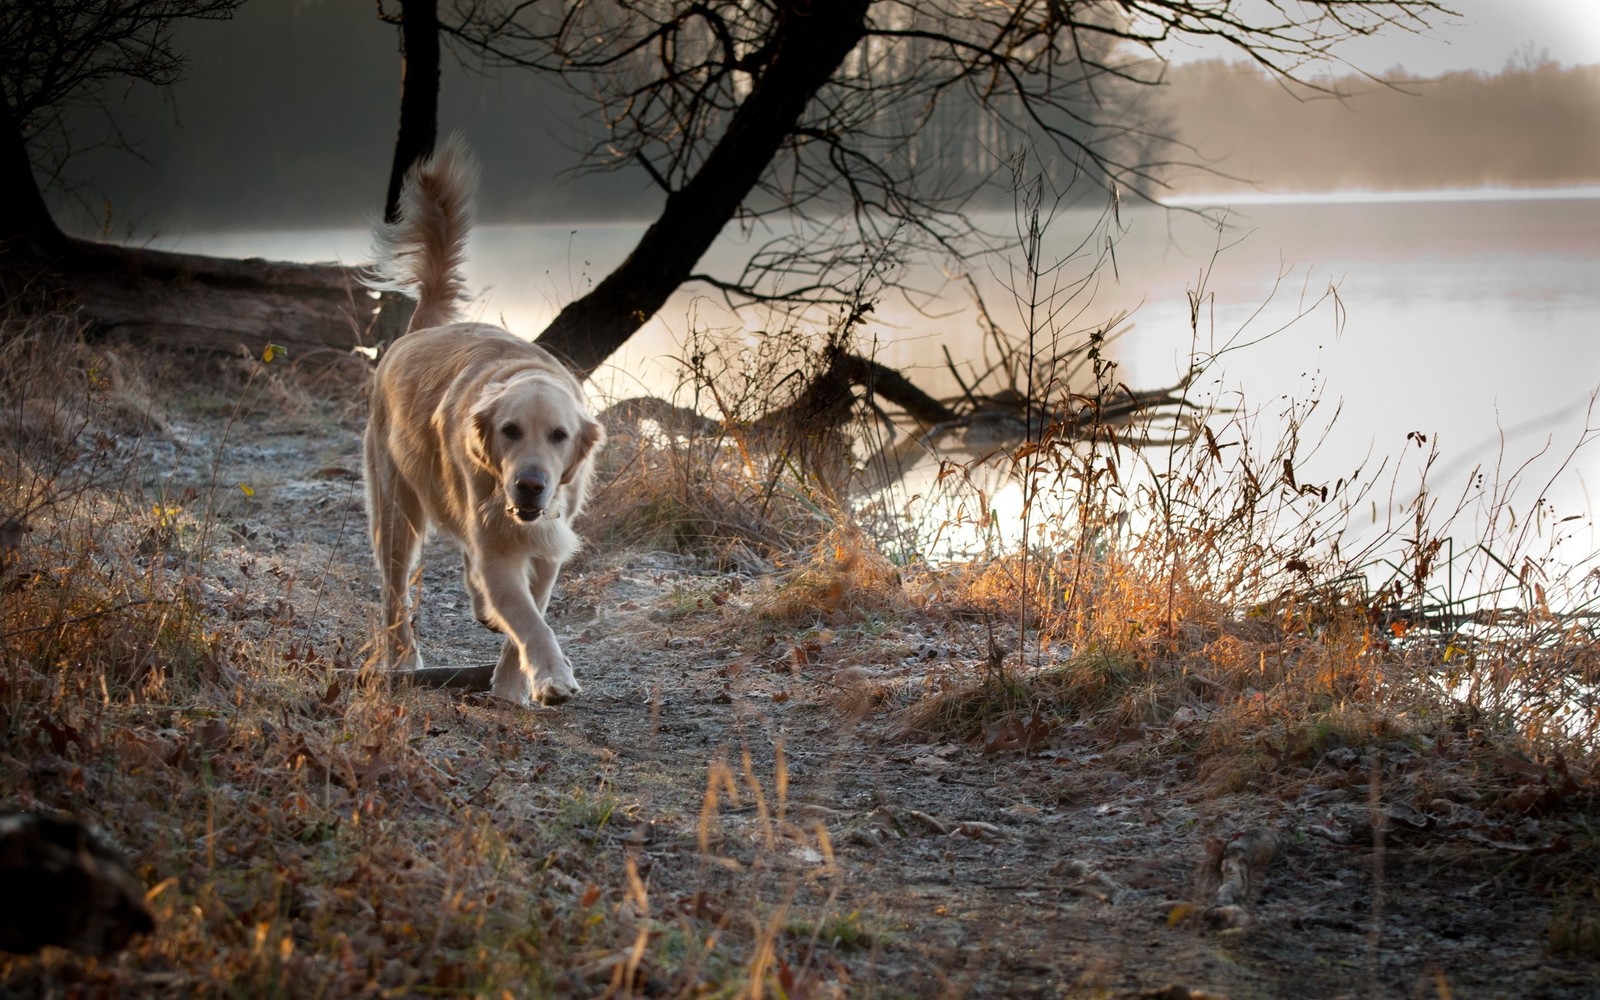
1155 58 1600 195
44 23 1600 239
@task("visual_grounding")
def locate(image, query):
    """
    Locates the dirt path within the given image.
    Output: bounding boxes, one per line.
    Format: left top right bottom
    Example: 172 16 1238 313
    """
140 360 1600 999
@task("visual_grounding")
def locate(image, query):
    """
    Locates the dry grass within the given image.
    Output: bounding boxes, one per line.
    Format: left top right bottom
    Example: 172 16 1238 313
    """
749 526 908 627
902 375 1600 780
577 258 1599 791
863 173 1600 781
3 317 528 993
583 416 837 577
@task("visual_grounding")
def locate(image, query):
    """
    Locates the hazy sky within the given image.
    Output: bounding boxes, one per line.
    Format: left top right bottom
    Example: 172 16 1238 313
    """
1161 0 1600 74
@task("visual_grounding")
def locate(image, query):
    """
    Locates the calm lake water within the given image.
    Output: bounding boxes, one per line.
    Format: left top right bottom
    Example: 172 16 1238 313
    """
163 190 1600 567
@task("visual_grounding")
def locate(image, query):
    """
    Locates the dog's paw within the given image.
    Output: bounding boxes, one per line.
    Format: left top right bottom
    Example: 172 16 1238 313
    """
531 660 581 706
532 677 580 706
531 675 582 707
488 672 532 707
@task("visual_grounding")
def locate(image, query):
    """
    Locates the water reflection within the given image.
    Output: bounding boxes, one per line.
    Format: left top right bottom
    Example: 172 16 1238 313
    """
160 192 1600 551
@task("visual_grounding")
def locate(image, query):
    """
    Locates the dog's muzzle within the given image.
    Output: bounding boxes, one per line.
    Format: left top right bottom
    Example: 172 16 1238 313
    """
507 469 550 523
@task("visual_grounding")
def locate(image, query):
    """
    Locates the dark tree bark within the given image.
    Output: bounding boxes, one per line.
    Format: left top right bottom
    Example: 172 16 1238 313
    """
0 811 154 957
0 95 70 262
532 0 872 374
382 0 441 224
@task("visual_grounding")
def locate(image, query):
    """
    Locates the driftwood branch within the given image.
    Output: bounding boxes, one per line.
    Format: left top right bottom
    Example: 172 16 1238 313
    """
598 346 959 441
601 334 1200 494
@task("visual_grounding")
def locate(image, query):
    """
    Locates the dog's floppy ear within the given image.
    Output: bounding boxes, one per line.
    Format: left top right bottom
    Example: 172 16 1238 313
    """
560 413 605 485
466 388 501 471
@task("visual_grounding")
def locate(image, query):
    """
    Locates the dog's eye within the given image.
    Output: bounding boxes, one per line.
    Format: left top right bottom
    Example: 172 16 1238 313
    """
549 428 569 444
501 423 523 441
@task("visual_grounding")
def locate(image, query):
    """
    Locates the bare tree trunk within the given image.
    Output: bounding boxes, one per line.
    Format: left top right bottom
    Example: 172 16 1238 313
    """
0 95 70 264
383 0 442 224
533 0 871 374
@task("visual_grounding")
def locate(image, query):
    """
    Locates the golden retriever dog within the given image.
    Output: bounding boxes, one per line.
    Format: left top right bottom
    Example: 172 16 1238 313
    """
363 138 603 706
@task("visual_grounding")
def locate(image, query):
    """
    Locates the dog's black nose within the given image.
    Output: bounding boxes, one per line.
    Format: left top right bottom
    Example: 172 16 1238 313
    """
511 470 549 508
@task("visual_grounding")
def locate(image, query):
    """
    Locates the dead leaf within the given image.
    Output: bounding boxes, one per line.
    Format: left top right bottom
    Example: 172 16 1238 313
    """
356 747 391 786
1495 752 1546 782
113 730 171 771
952 820 1005 841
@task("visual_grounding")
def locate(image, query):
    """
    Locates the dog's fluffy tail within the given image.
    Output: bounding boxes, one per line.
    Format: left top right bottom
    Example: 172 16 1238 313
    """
366 135 479 332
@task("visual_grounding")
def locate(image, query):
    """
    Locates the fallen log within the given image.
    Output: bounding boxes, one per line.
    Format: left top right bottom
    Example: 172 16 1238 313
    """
2 236 411 356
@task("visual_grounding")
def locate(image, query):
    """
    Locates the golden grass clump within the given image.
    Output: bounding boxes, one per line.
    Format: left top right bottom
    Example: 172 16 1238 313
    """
581 419 835 570
2 325 208 706
752 524 908 626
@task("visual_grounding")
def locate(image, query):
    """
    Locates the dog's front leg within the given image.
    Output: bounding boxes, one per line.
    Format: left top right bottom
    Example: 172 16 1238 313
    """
530 555 561 616
473 550 579 706
460 550 499 632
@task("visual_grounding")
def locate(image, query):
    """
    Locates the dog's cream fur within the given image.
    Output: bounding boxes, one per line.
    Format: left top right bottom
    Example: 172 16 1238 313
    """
363 138 603 706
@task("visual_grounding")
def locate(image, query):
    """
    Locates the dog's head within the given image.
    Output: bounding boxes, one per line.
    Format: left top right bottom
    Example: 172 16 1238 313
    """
468 372 603 523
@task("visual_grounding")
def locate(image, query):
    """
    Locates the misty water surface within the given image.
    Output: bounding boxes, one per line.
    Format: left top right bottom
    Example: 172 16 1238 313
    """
163 191 1600 557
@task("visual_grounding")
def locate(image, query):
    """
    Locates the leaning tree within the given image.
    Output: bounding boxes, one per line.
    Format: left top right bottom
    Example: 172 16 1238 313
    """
375 0 1450 434
1 0 239 258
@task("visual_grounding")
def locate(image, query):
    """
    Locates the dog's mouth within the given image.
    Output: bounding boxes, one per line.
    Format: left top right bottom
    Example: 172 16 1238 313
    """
508 505 546 523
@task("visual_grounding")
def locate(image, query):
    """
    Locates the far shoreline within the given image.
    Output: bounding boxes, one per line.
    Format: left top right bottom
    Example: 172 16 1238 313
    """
1164 184 1600 208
